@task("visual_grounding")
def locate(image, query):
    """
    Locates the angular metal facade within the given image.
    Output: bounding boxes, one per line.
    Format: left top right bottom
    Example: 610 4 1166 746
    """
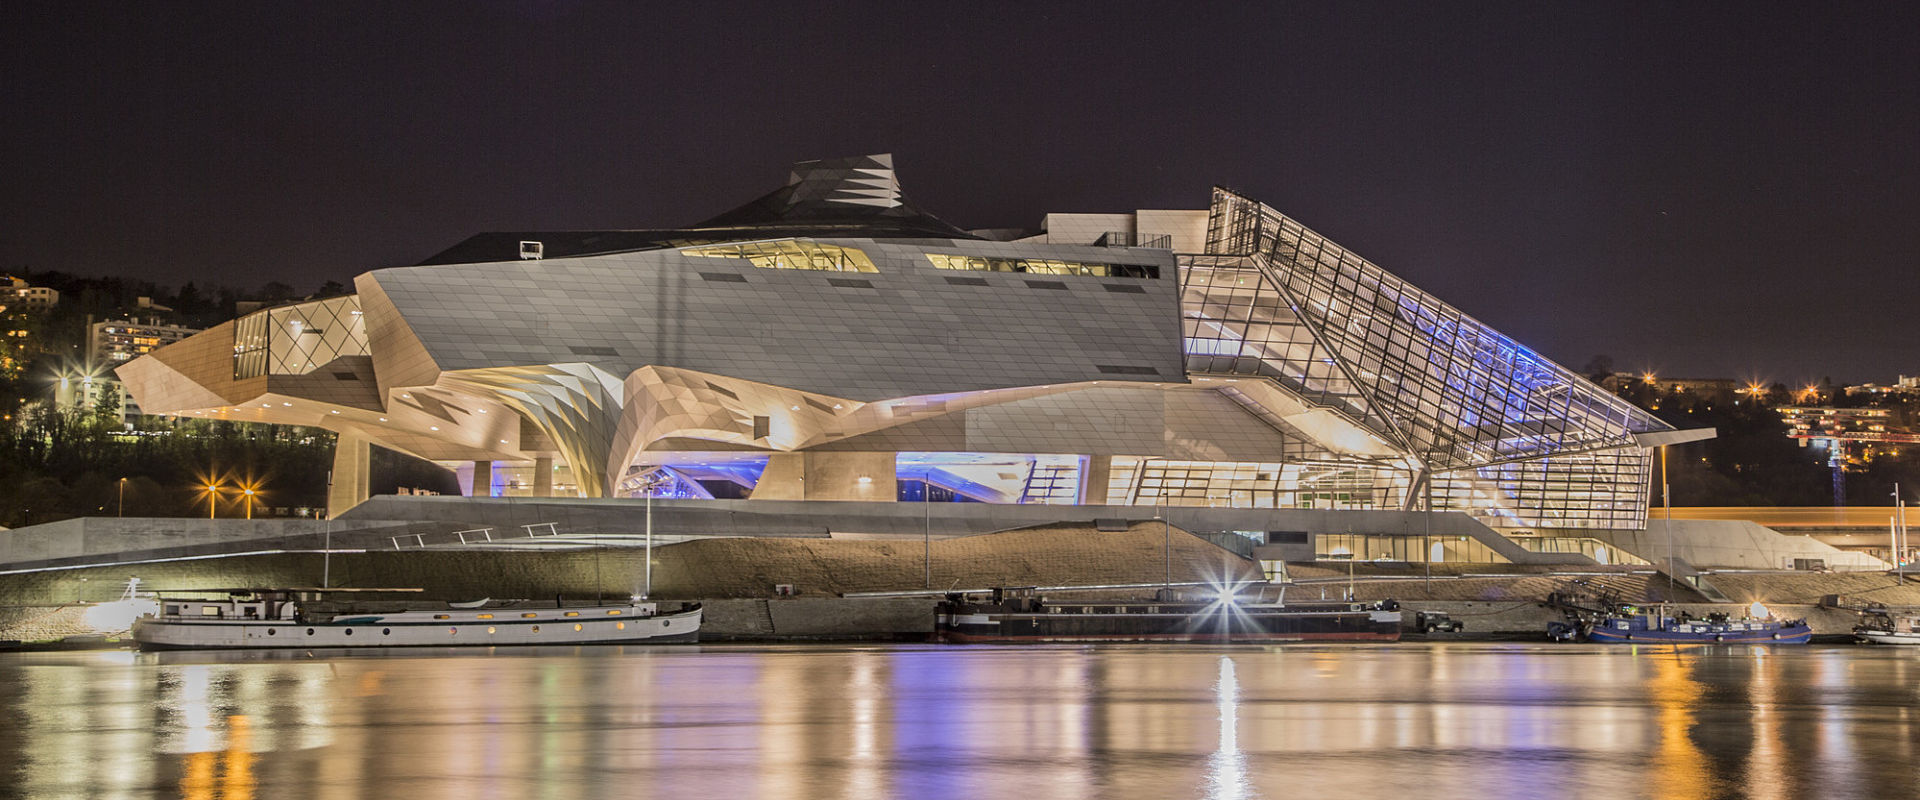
118 156 1680 531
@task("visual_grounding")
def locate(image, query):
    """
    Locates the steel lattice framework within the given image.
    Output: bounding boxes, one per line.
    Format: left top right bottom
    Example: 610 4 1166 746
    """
1176 188 1670 529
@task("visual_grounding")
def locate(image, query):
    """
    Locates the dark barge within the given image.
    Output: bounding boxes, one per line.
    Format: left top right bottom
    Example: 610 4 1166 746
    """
935 588 1402 643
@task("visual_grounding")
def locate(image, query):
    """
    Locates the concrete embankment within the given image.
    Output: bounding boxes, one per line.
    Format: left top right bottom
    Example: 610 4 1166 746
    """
3 521 1916 643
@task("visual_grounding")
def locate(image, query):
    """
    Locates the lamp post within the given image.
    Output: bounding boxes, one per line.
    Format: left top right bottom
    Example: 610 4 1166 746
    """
923 470 932 590
117 477 126 518
1330 546 1355 601
644 479 653 600
1661 445 1674 598
243 487 256 520
205 483 221 519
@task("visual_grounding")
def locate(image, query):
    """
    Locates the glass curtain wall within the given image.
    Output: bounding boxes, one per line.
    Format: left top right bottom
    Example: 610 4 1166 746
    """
1171 188 1673 530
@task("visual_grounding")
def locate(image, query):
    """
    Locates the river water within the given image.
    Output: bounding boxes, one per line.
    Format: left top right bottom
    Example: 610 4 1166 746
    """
0 643 1915 799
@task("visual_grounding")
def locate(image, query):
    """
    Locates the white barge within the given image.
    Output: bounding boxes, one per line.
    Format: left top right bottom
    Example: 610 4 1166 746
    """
131 588 701 650
1855 608 1920 645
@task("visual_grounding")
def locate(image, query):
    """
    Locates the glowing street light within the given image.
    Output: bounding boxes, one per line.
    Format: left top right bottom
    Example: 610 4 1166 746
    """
202 483 222 518
243 486 257 520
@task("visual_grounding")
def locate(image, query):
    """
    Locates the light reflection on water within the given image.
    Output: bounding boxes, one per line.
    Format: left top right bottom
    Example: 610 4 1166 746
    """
0 644 1916 799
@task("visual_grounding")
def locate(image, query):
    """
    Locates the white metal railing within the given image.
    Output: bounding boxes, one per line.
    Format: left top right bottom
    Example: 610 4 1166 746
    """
454 528 494 544
390 522 559 549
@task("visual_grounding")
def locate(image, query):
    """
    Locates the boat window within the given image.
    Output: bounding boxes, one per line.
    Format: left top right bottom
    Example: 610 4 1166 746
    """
573 624 583 632
267 629 276 636
434 614 450 620
476 614 494 620
564 612 579 617
1615 621 1628 629
382 628 391 635
306 628 315 635
531 625 540 633
487 626 496 634
449 628 457 635
616 622 626 630
165 604 178 615
243 606 259 618
202 606 222 617
345 629 354 636
522 613 538 618
607 610 623 616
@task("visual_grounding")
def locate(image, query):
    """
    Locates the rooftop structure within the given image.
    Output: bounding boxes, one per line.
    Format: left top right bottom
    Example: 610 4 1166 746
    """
1 276 58 312
90 319 201 365
119 154 1708 534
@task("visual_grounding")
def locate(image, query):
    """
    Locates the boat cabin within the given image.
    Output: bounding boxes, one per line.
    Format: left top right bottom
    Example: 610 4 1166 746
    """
156 591 297 622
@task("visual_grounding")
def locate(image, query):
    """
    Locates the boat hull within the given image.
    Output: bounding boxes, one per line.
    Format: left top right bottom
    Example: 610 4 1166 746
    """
1585 622 1810 645
132 606 701 650
937 603 1402 644
1855 630 1920 645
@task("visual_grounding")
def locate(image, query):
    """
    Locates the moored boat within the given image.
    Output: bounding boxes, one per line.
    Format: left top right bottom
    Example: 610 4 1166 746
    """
1579 604 1809 645
131 588 701 650
935 588 1402 643
1853 608 1920 645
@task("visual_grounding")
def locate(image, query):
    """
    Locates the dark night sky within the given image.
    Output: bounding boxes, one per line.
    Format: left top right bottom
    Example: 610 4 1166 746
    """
3 2 1916 385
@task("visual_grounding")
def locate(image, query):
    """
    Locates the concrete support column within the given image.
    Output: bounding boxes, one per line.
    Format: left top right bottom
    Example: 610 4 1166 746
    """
328 431 372 519
472 460 493 497
805 452 896 502
1082 455 1113 505
748 452 897 501
751 453 805 500
533 456 554 498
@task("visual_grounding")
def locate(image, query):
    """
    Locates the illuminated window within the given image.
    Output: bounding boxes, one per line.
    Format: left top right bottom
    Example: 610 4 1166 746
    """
476 614 494 619
564 611 579 617
683 239 877 272
233 295 370 379
522 612 538 618
486 626 496 634
607 609 623 615
201 606 221 616
434 614 450 620
925 253 1158 279
573 623 583 632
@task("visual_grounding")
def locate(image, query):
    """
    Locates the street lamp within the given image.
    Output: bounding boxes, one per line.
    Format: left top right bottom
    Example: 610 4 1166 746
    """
117 477 126 518
243 487 256 520
1330 546 1355 601
203 483 222 519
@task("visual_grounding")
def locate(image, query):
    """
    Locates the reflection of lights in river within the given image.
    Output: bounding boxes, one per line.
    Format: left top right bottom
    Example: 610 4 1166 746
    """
849 654 881 800
1648 653 1717 800
1204 656 1254 800
1747 649 1786 800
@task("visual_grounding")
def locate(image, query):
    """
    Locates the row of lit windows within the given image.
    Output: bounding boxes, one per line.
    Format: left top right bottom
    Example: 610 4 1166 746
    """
683 240 878 272
260 621 626 637
429 609 623 620
926 253 1158 279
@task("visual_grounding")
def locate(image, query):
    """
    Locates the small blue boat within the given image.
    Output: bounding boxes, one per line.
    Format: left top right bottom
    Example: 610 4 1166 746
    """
1581 605 1810 645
